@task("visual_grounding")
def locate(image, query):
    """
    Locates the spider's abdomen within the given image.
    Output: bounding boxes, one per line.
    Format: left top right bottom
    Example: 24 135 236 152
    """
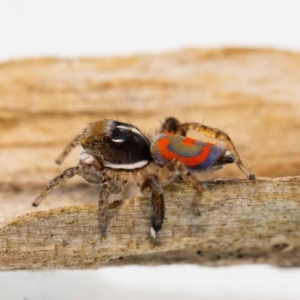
151 133 234 171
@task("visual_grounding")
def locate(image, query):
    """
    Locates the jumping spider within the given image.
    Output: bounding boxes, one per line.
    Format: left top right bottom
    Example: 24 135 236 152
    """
33 117 255 239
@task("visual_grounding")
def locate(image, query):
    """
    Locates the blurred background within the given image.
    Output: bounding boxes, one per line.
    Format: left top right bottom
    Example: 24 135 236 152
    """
1 0 300 299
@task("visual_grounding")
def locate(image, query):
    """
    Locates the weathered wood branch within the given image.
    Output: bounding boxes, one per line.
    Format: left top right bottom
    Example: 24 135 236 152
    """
1 176 300 270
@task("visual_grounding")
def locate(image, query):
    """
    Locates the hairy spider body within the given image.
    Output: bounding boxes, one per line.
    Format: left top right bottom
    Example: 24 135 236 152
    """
33 118 254 239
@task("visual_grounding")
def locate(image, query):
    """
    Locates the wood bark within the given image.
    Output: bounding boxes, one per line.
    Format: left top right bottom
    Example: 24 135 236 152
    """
1 48 300 269
1 177 300 270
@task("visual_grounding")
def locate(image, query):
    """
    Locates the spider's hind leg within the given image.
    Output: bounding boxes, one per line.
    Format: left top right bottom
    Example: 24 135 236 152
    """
174 160 204 216
155 158 203 217
160 117 187 135
156 159 204 217
178 122 255 180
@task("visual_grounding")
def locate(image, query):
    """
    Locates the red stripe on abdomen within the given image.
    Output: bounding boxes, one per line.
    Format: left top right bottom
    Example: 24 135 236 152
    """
157 136 212 167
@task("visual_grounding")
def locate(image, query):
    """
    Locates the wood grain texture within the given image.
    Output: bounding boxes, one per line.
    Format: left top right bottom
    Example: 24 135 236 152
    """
1 48 300 270
1 177 300 270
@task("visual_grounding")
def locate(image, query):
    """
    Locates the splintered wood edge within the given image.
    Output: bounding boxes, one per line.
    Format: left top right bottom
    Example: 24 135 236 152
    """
1 176 300 270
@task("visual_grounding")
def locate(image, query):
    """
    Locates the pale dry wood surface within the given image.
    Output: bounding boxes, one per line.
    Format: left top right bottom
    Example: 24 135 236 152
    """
1 48 300 270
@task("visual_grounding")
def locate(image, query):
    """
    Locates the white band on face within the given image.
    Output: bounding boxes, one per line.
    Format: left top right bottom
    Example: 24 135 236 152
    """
111 138 124 143
103 160 149 170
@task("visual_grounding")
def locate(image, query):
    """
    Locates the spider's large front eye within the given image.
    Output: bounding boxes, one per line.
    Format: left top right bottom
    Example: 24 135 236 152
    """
103 136 111 143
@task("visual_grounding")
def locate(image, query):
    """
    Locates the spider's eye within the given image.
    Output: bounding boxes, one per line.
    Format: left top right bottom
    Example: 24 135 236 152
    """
103 135 111 143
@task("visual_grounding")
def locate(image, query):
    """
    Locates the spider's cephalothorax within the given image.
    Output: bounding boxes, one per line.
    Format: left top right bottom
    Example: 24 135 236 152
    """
33 118 254 239
80 120 152 170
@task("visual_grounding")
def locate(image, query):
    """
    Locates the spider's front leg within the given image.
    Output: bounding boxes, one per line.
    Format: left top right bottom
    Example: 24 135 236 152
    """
98 178 113 236
32 165 108 207
33 165 83 206
98 173 129 236
55 134 82 165
147 174 165 240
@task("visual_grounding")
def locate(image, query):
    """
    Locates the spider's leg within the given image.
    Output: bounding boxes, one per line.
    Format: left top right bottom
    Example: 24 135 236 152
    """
76 167 116 236
160 117 184 134
176 161 204 216
80 166 107 185
178 122 255 180
33 165 81 206
154 159 203 216
55 134 82 164
147 174 165 239
98 171 129 236
98 179 113 236
110 173 128 194
155 159 180 185
32 165 106 207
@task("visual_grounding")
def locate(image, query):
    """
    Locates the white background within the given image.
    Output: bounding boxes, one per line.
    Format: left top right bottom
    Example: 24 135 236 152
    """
1 1 300 299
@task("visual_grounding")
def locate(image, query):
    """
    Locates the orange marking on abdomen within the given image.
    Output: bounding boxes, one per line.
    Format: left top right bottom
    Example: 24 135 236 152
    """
157 136 212 167
182 137 196 146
